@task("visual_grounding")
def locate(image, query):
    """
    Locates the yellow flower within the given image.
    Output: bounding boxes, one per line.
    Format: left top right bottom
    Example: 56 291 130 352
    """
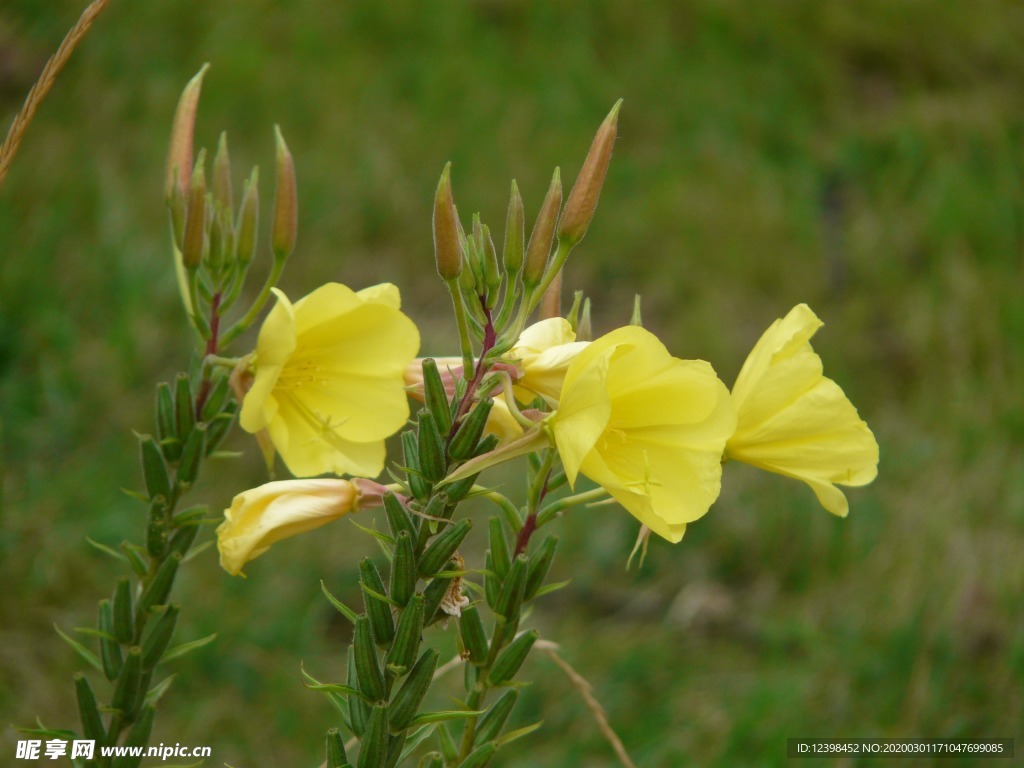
510 318 589 405
240 282 420 478
725 304 879 516
550 326 736 542
217 478 360 575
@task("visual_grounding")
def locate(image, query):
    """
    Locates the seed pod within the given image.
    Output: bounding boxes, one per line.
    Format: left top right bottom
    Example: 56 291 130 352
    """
494 554 528 621
145 497 169 559
523 168 562 287
112 577 134 645
385 593 424 675
360 559 396 648
474 689 519 745
420 359 452 435
204 409 236 455
75 673 105 743
418 519 472 578
488 518 511 582
137 552 182 618
384 732 407 768
484 552 501 611
154 382 179 462
141 604 179 670
458 604 488 665
389 647 439 731
199 371 232 422
176 422 208 488
116 704 155 767
488 629 538 686
139 435 172 502
326 728 349 768
416 410 446 483
402 431 431 503
347 646 369 737
390 531 416 607
173 373 195 441
354 615 386 703
418 753 444 768
525 535 558 601
422 570 453 625
111 646 143 718
383 493 416 541
448 399 494 461
444 470 479 505
98 599 123 681
358 703 389 768
168 521 200 558
456 742 498 768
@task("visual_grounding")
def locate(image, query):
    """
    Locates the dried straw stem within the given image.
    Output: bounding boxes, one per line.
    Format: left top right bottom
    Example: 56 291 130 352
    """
0 0 111 187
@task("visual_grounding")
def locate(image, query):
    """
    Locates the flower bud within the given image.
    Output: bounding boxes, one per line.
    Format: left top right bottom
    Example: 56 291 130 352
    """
522 168 562 287
213 131 233 216
558 100 620 247
235 168 259 267
481 223 501 309
432 163 462 281
271 125 297 260
503 179 525 276
181 151 207 270
165 63 208 200
539 269 562 320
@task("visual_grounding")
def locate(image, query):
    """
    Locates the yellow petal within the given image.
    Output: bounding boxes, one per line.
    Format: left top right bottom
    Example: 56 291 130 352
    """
552 346 614 486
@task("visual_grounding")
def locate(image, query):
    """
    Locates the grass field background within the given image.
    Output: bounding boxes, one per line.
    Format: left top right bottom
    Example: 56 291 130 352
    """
2 2 1022 766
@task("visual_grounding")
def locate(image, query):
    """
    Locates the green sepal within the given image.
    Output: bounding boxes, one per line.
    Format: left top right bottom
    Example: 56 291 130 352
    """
98 599 123 680
139 434 173 502
418 519 472 578
168 520 200 558
384 493 417 540
402 431 432 503
199 368 232 422
137 552 181 620
74 672 105 743
111 646 143 719
455 742 498 768
385 593 424 676
488 518 511 582
354 615 387 703
155 382 180 462
525 535 558 601
326 727 349 768
417 409 447 483
176 421 208 488
389 647 439 732
422 569 454 626
112 577 135 645
494 554 528 621
360 559 396 648
390 531 417 607
474 689 519 745
348 646 370 737
141 603 179 670
448 398 493 461
488 629 538 686
421 359 453 435
112 704 155 768
358 703 390 768
173 372 195 442
458 604 489 665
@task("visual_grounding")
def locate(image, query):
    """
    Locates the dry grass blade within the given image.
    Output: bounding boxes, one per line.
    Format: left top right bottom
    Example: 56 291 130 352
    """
0 0 112 187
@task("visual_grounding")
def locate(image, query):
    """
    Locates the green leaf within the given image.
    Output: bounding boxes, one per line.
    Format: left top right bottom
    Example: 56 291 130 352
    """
54 624 102 673
399 724 437 763
407 710 485 727
533 579 571 598
496 720 543 746
361 582 401 609
303 681 364 697
320 580 358 623
143 674 176 706
73 626 117 641
160 632 217 663
348 519 395 546
181 539 214 564
86 537 129 563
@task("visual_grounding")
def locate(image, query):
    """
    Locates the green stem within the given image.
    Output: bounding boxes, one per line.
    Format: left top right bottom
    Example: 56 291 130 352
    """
447 277 476 375
219 252 288 346
536 487 610 527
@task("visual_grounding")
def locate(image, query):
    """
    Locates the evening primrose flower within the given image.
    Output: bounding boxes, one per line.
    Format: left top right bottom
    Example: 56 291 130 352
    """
240 282 420 478
550 326 736 542
217 478 362 575
510 318 589 405
725 304 879 517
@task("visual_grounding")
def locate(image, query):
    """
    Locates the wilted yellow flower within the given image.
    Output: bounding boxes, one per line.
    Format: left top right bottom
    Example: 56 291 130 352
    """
550 326 736 542
510 318 589 405
217 478 360 575
725 304 879 516
240 282 420 478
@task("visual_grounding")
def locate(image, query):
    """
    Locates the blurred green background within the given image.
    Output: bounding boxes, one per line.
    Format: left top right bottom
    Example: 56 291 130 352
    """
2 1 1022 766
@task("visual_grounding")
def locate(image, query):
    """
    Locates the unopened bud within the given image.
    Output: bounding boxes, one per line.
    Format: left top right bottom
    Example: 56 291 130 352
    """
182 150 207 270
236 168 259 267
539 269 562 320
432 162 462 281
481 223 500 309
165 64 209 200
213 131 233 216
503 179 524 275
271 125 297 260
523 168 562 287
558 100 620 247
578 297 592 341
168 172 187 251
630 294 643 326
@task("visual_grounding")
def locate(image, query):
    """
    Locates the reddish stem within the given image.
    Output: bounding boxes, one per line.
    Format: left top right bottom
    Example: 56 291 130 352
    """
448 299 496 440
